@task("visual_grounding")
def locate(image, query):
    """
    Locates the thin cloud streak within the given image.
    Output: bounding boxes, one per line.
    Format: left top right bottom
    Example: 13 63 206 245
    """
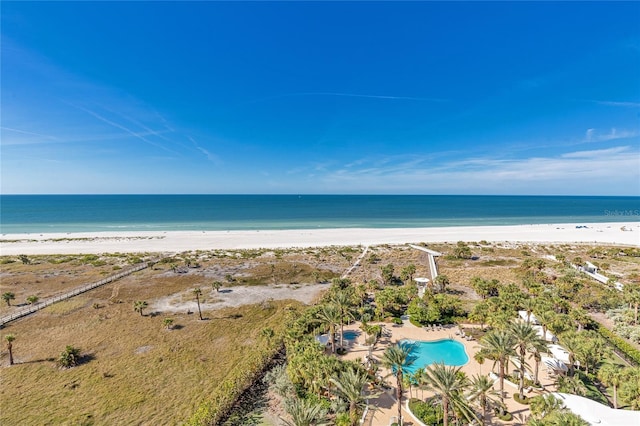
585 128 639 143
317 146 640 195
246 92 448 104
68 102 178 154
0 126 60 141
592 100 640 108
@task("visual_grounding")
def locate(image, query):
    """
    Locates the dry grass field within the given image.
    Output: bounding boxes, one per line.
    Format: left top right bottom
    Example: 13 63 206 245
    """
1 242 638 425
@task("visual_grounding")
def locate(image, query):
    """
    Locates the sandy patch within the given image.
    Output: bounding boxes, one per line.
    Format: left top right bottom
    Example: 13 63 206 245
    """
152 283 328 313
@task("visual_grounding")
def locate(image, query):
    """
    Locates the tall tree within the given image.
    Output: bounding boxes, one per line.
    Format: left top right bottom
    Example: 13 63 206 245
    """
380 341 416 425
381 264 395 286
2 292 15 307
423 362 474 426
5 334 16 365
623 284 640 324
480 329 516 409
332 291 355 349
597 363 623 409
330 366 380 426
509 321 547 399
468 374 503 426
316 304 341 353
193 288 203 320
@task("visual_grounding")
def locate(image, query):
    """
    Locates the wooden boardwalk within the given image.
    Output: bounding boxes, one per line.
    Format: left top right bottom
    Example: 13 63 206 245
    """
0 259 158 327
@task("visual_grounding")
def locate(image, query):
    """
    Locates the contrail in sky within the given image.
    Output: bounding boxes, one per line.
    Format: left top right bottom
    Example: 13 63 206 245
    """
68 102 177 154
246 92 448 104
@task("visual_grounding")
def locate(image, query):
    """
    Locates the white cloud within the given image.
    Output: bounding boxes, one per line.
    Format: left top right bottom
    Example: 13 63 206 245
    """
312 146 640 195
583 128 639 143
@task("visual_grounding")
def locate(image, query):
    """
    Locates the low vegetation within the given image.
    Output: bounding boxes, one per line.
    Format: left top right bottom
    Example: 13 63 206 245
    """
1 241 639 424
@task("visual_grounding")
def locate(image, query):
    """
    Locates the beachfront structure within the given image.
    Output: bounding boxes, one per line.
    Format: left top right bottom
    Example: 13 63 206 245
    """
415 277 429 297
574 261 624 291
409 245 442 282
553 393 640 426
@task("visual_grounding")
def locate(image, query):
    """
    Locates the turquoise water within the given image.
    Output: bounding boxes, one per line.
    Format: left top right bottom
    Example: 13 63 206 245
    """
403 339 469 374
342 330 360 340
1 195 638 234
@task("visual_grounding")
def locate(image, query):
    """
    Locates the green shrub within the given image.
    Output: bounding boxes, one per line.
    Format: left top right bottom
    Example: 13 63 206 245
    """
408 398 443 425
392 317 403 325
497 411 513 421
513 393 530 404
596 324 640 365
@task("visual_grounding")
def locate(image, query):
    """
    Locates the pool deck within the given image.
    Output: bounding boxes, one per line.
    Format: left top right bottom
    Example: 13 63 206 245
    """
339 319 557 426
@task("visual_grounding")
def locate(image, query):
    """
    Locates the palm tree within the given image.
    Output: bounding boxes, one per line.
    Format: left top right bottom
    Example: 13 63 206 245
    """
411 369 427 399
532 345 544 386
5 334 16 365
474 351 486 375
316 304 341 353
133 300 148 316
536 309 555 342
193 288 203 320
435 274 450 293
556 375 588 396
468 374 503 426
561 333 582 376
332 291 354 349
529 394 564 420
543 411 589 426
598 362 623 409
330 366 380 426
2 292 15 307
509 321 546 399
423 362 475 426
570 307 590 331
480 329 516 408
281 397 331 426
58 345 81 368
521 298 536 324
212 281 222 292
380 341 416 425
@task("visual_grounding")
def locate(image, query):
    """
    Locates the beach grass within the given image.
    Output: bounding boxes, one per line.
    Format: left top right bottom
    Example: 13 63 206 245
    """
0 298 298 425
1 241 638 424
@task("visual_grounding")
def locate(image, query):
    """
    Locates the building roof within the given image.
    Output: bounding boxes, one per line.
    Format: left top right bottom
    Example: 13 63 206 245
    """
553 392 640 426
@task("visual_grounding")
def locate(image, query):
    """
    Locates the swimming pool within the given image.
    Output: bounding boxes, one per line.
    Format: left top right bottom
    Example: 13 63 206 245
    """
402 339 469 374
342 330 360 340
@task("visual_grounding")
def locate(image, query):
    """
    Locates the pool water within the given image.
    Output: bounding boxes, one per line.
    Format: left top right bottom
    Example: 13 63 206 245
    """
402 339 469 374
342 330 360 340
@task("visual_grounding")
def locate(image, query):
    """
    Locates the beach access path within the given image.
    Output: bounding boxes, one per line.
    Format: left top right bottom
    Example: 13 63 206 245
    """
0 259 159 326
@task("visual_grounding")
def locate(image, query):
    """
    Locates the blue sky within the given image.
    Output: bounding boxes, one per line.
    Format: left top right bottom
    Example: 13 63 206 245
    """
2 1 639 195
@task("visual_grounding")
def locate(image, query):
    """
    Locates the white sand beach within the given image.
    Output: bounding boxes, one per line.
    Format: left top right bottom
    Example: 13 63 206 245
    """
1 222 638 255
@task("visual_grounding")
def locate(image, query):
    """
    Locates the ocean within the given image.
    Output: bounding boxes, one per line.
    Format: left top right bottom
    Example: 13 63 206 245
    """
0 195 638 234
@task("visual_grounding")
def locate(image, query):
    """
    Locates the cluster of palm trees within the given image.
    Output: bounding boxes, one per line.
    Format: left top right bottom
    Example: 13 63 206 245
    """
479 321 547 403
380 341 504 426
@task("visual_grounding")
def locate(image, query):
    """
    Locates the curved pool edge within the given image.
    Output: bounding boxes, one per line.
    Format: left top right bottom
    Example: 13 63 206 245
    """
399 337 470 369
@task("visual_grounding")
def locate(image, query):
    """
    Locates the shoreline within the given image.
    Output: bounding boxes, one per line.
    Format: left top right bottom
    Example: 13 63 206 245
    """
1 222 638 255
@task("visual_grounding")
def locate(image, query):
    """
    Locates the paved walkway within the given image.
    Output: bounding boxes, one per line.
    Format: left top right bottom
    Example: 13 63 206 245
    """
340 319 557 426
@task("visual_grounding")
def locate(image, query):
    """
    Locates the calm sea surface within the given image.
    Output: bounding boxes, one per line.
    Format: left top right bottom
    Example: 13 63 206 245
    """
1 195 638 234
